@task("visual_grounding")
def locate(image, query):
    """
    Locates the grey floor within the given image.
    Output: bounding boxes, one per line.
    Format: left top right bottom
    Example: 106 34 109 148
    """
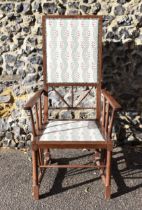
0 146 142 210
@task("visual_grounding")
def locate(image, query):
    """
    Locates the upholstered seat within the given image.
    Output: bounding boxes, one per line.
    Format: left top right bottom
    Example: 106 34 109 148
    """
39 121 104 141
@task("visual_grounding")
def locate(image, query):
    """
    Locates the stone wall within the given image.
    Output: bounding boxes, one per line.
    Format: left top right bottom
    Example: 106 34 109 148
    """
0 0 142 148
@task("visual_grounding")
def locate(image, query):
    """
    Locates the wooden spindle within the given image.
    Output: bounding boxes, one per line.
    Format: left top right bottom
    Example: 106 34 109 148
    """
105 102 109 137
35 103 39 132
108 109 115 139
102 96 106 128
39 96 42 128
44 88 48 124
96 85 101 120
29 109 36 137
72 86 74 107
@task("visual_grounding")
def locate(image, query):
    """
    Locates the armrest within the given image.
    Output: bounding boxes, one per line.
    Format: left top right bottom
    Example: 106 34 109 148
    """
24 89 44 110
101 89 121 110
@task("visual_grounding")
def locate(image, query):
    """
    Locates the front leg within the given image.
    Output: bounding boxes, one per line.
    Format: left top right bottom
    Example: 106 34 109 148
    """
32 145 39 200
105 150 112 199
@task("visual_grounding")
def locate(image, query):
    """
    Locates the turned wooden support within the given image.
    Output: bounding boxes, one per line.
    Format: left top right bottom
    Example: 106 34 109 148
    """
101 90 121 140
32 149 39 200
105 149 112 200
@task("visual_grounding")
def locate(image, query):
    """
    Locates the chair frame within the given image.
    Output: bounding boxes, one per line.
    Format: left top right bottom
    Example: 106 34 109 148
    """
24 15 121 200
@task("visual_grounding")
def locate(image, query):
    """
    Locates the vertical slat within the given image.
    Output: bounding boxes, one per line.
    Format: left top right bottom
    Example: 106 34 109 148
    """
72 86 74 107
29 109 36 136
102 96 106 128
96 85 101 121
105 102 109 137
35 103 39 131
44 87 48 124
39 96 42 128
108 109 115 139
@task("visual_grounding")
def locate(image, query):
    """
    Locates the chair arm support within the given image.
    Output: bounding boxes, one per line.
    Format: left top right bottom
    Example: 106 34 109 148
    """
101 89 121 139
101 89 121 110
24 89 44 110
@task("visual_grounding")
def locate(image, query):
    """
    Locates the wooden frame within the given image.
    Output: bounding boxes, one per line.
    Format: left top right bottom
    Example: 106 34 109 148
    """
24 15 121 200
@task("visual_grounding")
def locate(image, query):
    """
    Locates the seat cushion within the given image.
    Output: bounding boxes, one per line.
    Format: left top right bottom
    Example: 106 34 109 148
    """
39 121 104 141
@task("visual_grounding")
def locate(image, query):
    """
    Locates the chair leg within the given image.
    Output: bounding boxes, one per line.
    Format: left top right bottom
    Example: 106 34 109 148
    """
32 149 39 200
105 150 112 200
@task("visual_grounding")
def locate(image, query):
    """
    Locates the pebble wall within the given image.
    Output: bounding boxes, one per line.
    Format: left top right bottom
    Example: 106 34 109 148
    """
0 0 142 148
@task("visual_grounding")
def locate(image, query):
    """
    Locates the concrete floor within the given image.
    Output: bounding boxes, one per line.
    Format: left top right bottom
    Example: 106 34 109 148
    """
0 146 142 210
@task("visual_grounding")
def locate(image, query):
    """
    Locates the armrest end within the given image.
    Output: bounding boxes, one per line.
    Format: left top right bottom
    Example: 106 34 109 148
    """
24 89 44 110
101 89 121 110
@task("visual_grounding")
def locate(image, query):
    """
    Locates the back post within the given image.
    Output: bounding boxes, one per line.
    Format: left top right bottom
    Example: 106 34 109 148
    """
42 15 48 123
96 15 103 122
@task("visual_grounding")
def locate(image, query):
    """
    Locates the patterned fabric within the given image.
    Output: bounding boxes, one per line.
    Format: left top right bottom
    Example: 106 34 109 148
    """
46 18 99 83
39 121 104 141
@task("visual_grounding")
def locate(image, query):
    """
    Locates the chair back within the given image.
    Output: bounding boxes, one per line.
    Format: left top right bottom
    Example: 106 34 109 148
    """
42 16 103 120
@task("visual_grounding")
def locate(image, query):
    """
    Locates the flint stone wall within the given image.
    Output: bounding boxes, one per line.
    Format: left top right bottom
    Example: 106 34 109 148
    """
0 0 142 148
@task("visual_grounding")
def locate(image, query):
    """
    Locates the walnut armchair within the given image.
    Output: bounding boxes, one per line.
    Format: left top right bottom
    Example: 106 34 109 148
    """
24 15 121 200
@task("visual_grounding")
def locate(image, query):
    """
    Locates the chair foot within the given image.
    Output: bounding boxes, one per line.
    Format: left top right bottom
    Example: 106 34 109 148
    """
32 185 39 200
105 186 111 200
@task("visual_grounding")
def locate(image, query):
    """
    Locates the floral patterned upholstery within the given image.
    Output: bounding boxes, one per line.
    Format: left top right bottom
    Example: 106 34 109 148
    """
46 18 99 83
39 121 104 141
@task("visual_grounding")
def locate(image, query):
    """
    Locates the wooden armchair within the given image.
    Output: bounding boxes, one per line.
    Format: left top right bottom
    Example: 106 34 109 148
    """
24 15 121 200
